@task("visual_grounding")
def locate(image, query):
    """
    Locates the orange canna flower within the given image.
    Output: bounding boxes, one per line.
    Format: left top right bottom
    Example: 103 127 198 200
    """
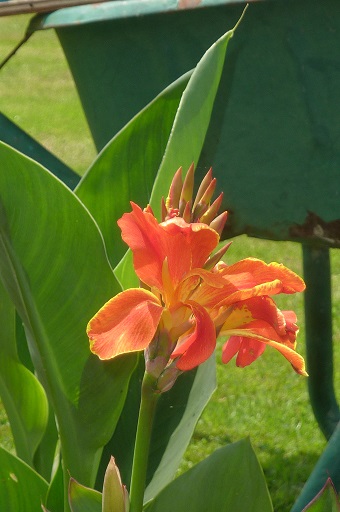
87 166 307 390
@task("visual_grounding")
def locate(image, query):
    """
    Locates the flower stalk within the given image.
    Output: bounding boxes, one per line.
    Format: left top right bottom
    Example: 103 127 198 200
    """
129 371 160 512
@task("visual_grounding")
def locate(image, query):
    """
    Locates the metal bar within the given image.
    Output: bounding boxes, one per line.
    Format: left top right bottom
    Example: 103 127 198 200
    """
302 244 339 440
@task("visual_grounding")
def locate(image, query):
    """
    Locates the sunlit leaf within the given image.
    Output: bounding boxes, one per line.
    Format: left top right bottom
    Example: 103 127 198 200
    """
69 478 102 512
145 438 273 512
0 279 48 468
0 142 136 490
76 72 191 270
0 447 48 511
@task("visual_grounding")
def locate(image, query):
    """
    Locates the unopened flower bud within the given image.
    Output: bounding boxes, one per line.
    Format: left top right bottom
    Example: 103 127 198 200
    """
209 211 228 237
145 328 172 379
204 242 232 270
193 167 213 210
102 457 129 512
156 364 182 393
166 166 183 210
179 162 195 214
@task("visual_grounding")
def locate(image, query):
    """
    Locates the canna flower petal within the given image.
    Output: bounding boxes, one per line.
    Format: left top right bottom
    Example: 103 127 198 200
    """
171 301 216 371
217 296 290 338
161 217 219 275
222 336 266 367
192 258 305 309
222 330 307 375
221 258 306 293
118 203 166 290
87 288 163 360
87 166 306 384
219 297 307 375
118 202 219 294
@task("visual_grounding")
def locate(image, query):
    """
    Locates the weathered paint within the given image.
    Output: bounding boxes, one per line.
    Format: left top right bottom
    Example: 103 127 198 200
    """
291 212 340 248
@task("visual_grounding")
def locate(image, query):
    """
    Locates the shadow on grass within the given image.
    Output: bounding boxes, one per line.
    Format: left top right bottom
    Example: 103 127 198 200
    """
261 446 321 511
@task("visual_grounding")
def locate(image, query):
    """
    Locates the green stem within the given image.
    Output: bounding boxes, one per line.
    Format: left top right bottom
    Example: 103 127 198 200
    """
129 372 160 512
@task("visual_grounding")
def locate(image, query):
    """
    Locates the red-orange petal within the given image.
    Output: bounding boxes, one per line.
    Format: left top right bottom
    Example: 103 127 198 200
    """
222 258 306 293
218 295 306 375
118 203 166 290
171 301 216 371
222 336 266 366
118 203 219 296
161 218 219 287
87 288 163 360
219 296 287 335
220 320 307 375
193 258 305 310
218 297 298 346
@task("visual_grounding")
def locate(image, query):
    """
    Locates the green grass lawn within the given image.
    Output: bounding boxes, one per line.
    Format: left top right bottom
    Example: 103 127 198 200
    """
1 13 339 511
0 14 96 174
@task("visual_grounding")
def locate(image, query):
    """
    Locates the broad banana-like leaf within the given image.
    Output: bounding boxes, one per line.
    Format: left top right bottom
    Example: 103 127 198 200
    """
145 438 273 512
75 72 191 270
45 449 64 512
149 15 245 218
0 447 48 511
0 143 137 497
92 17 242 500
69 478 102 512
0 279 48 468
145 20 241 499
144 355 215 502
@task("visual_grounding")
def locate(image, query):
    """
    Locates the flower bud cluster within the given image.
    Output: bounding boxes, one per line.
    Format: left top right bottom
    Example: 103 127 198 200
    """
162 164 228 237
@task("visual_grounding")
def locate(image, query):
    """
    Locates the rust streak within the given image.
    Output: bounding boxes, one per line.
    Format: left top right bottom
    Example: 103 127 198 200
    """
290 212 340 246
178 0 202 10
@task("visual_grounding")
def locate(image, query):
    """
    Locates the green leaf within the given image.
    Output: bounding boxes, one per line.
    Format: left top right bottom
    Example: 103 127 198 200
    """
102 457 127 512
75 72 191 270
0 447 48 511
302 479 340 512
95 356 144 489
114 250 138 290
115 19 239 287
145 355 215 502
98 356 215 500
0 142 136 490
33 405 59 481
143 19 243 500
45 449 64 512
149 18 242 218
112 17 243 499
145 438 273 512
69 478 102 512
0 279 49 468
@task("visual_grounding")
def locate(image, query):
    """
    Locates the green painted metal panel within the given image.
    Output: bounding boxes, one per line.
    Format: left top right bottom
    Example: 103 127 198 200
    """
31 0 340 246
198 0 340 247
30 0 248 28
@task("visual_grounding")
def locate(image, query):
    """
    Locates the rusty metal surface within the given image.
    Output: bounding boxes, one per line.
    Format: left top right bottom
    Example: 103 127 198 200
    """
290 212 340 248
